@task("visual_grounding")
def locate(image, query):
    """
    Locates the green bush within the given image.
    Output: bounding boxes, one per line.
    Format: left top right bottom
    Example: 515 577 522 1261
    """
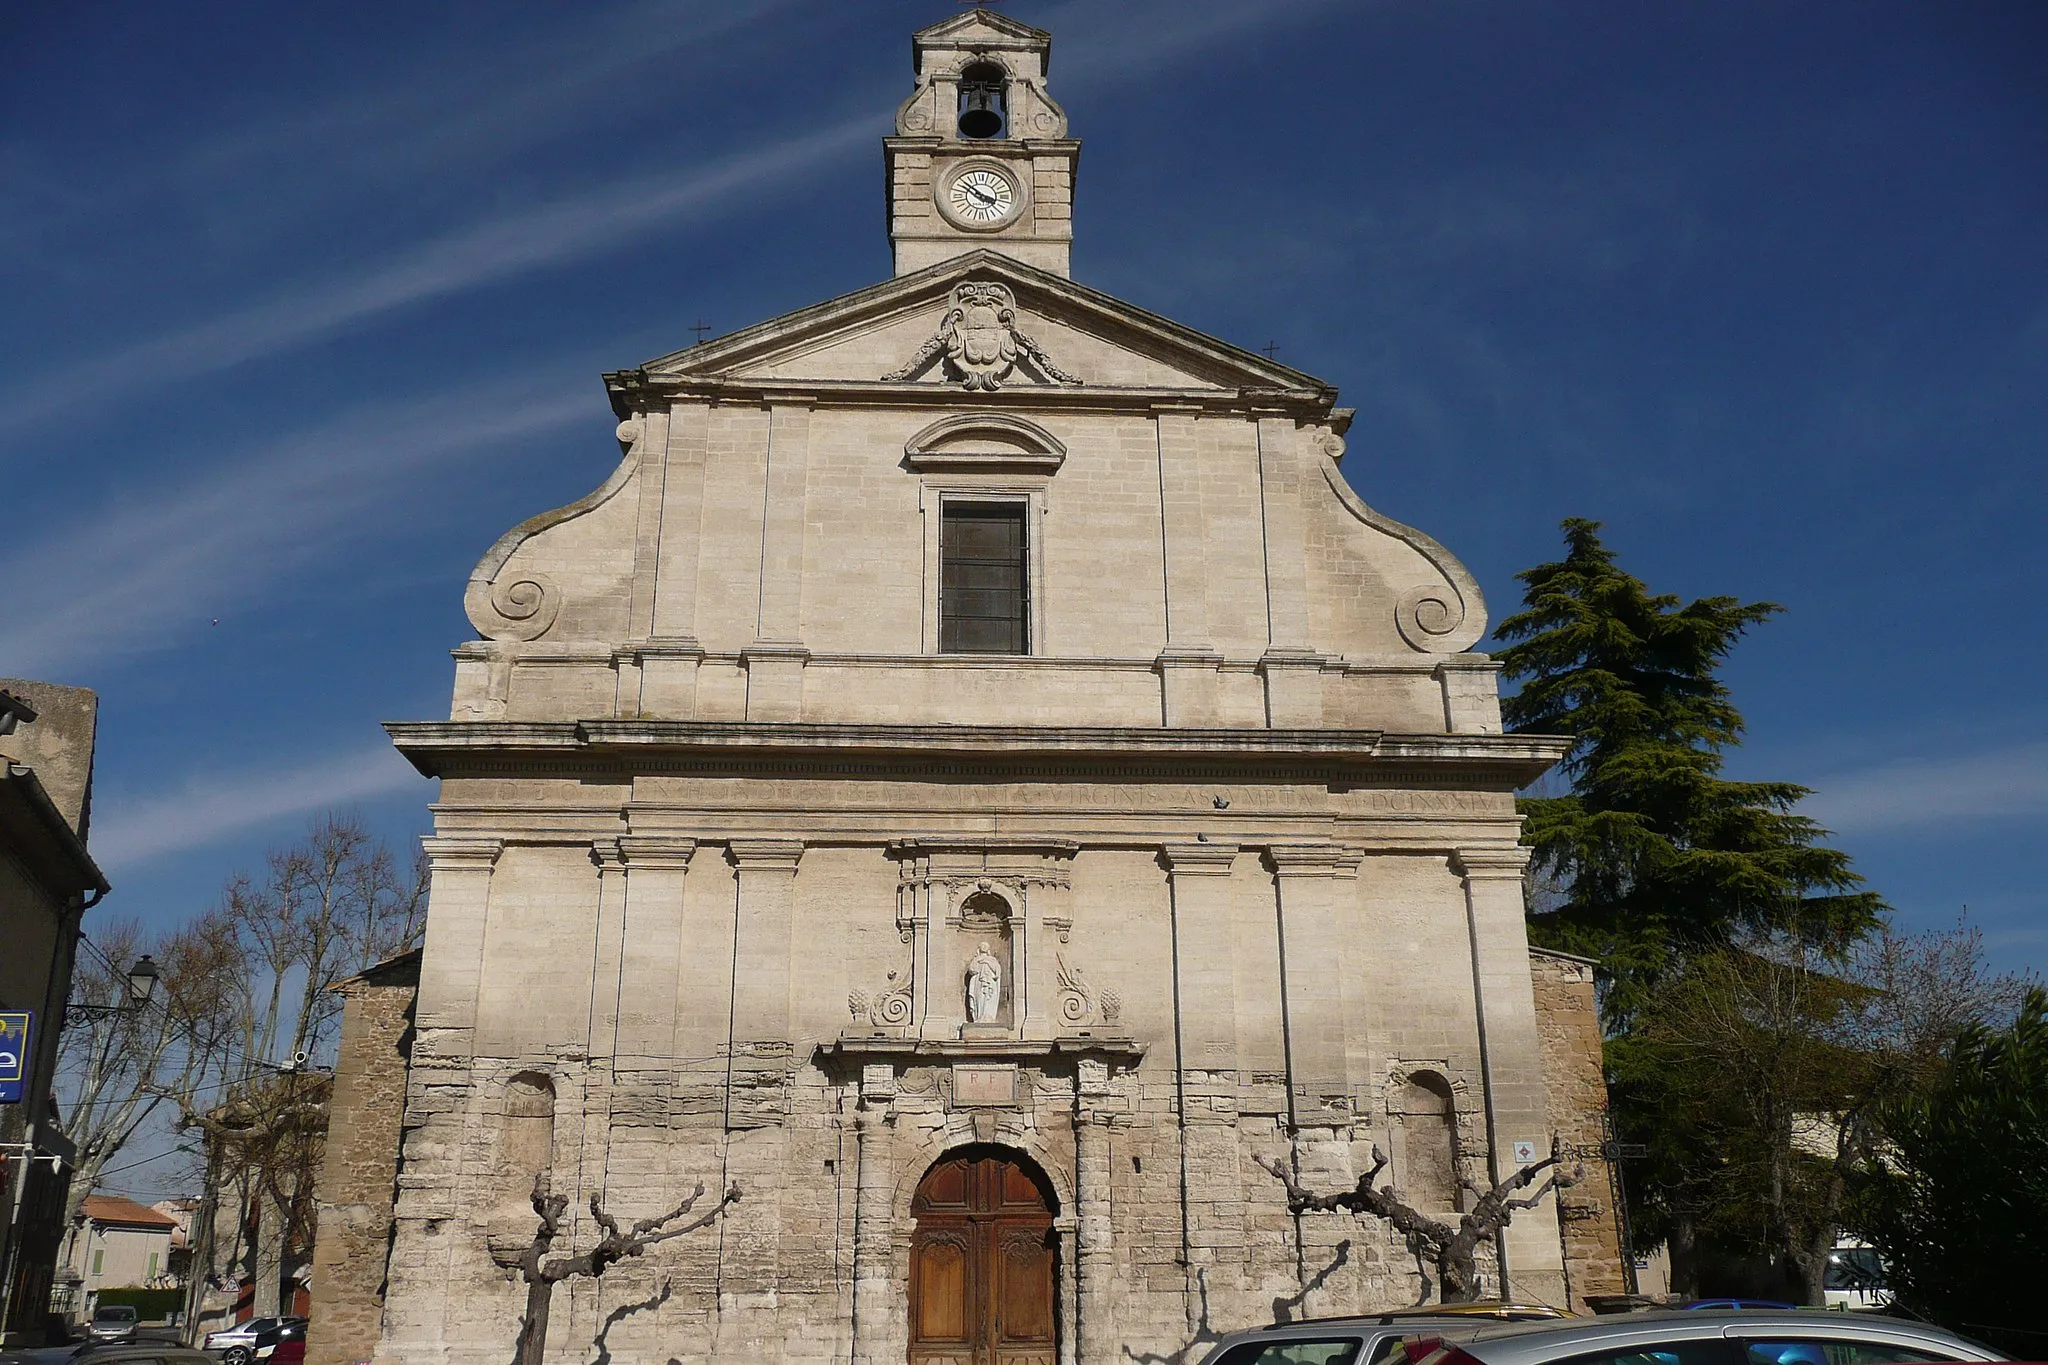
93 1287 183 1322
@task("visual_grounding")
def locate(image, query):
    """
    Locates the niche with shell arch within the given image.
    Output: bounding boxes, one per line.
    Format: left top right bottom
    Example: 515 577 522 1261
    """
1393 1069 1462 1212
485 1071 557 1265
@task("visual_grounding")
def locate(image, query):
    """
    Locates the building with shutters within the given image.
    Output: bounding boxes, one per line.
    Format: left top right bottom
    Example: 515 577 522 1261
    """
362 12 1623 1365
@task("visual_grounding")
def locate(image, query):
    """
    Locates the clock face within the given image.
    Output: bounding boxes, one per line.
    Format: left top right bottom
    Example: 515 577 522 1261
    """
947 166 1018 225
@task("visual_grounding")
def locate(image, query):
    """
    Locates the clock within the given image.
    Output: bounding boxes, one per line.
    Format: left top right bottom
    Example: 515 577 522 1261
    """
940 162 1022 229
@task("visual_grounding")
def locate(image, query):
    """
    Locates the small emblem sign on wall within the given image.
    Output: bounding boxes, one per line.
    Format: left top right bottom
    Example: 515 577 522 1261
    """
1511 1139 1541 1165
0 1013 32 1105
952 1064 1018 1107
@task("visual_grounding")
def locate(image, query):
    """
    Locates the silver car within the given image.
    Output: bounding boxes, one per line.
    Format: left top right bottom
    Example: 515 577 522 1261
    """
1419 1311 2005 1365
201 1320 298 1365
1195 1315 1544 1365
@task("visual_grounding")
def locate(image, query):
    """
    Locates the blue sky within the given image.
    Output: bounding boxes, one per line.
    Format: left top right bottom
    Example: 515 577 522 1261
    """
5 0 2044 1133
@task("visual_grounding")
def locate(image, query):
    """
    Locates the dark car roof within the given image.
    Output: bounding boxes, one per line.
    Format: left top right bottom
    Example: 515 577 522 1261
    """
1454 1310 2005 1364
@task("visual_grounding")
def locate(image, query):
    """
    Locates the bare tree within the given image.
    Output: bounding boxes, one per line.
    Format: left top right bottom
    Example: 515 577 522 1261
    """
55 917 240 1244
192 815 429 1316
219 815 427 1070
512 1174 740 1365
1257 1141 1580 1303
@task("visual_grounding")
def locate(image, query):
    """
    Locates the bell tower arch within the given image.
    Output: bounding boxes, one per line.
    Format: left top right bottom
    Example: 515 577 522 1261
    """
888 10 1077 277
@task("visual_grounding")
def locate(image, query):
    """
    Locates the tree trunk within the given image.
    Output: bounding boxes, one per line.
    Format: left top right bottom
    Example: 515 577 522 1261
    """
1668 1215 1699 1299
251 1189 286 1317
515 1278 553 1365
1439 1253 1481 1303
1793 1227 1832 1307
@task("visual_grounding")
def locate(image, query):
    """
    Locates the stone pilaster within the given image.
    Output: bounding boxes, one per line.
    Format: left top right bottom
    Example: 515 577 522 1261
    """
746 399 813 721
729 839 804 1052
615 837 697 1064
1267 844 1354 1117
1153 406 1209 646
378 837 499 1365
643 401 708 716
411 837 503 1037
717 839 806 1347
600 840 697 1240
1452 846 1566 1306
1163 842 1245 1312
614 406 672 719
1076 1069 1115 1365
850 1066 896 1365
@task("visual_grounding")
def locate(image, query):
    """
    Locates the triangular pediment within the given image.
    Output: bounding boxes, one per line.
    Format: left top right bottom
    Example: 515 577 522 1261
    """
912 10 1050 48
637 251 1328 396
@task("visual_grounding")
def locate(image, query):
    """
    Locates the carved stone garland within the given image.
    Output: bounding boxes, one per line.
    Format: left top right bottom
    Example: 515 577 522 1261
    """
883 281 1083 391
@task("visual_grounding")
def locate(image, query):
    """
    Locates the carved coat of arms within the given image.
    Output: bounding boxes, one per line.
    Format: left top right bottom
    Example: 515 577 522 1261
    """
883 281 1082 391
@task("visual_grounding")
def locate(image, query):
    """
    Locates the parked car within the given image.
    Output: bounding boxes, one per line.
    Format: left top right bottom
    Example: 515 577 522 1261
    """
1382 1305 1573 1323
1406 1309 2006 1365
1678 1302 1797 1312
1196 1314 1561 1365
85 1308 139 1344
61 1347 213 1365
203 1318 298 1365
247 1321 306 1364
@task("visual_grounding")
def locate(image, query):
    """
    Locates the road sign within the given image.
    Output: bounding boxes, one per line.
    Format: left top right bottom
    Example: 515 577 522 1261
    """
0 1012 31 1104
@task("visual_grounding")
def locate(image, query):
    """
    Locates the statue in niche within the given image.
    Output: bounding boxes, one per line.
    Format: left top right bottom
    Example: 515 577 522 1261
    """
967 941 1003 1024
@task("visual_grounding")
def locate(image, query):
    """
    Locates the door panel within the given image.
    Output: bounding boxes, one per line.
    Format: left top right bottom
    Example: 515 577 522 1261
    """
910 1150 1056 1365
994 1224 1056 1361
913 1228 973 1346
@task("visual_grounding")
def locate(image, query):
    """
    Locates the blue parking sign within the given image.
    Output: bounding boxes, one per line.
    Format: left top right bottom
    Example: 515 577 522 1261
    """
0 1012 31 1104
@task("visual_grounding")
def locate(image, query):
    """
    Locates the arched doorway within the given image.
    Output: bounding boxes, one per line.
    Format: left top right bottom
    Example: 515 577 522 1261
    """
909 1145 1057 1365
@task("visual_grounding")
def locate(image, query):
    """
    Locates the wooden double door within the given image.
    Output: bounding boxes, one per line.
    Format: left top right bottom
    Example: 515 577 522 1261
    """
909 1149 1057 1365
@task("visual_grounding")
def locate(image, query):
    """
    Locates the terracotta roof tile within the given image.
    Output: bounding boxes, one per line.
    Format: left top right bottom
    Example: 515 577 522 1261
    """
82 1195 179 1228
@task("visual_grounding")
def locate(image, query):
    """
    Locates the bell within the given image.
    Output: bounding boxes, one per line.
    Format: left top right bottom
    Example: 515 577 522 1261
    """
958 81 1005 139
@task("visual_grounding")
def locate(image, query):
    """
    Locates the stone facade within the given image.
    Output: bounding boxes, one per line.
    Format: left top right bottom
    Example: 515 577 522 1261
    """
0 680 106 1342
364 13 1617 1365
308 951 421 1365
1529 949 1628 1311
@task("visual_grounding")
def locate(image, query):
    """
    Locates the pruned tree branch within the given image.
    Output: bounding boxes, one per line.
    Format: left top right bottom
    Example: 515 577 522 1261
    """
1258 1137 1582 1303
512 1173 739 1365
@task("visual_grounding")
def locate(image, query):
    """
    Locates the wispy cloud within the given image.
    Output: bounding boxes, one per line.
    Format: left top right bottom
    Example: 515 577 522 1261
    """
0 0 799 256
1804 742 2048 834
0 376 589 676
91 744 425 870
0 121 877 440
0 0 1345 443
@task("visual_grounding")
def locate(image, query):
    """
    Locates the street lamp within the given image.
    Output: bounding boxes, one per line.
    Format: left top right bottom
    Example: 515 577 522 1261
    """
69 954 161 1019
125 955 160 1007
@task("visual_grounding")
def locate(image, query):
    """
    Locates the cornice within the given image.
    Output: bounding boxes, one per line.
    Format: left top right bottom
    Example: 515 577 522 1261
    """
819 1034 1144 1064
385 720 1568 787
607 374 1335 422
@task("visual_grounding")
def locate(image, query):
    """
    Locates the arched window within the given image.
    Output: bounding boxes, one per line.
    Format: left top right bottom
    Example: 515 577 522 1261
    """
957 62 1008 139
1396 1071 1461 1211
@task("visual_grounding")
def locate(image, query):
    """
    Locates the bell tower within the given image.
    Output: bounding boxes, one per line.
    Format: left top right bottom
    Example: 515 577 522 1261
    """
887 10 1078 278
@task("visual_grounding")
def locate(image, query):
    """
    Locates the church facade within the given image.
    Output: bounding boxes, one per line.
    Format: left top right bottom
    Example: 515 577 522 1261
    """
368 14 1622 1365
